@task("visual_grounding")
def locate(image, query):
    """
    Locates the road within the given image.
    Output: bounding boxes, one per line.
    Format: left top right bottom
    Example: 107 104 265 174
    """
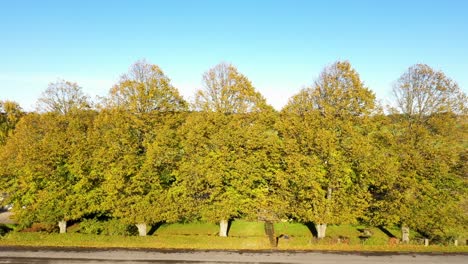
0 247 466 264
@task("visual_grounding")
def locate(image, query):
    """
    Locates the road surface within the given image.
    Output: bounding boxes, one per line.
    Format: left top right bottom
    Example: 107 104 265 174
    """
0 247 466 264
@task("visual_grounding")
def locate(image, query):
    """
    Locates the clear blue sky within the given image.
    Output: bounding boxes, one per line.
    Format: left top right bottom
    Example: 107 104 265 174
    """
1 0 467 110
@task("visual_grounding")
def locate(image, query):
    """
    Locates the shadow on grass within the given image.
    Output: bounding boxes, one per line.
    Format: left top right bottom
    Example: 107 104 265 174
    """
148 222 165 236
0 224 13 236
226 220 233 236
378 226 397 238
304 222 318 238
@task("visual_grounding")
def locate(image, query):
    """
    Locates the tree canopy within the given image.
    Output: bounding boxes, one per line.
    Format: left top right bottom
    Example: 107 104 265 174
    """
194 62 271 113
392 64 467 119
0 60 466 242
107 60 187 113
37 80 91 114
280 61 378 238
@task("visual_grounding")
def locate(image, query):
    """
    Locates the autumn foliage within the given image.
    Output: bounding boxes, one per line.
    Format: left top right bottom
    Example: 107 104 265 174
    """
0 61 466 242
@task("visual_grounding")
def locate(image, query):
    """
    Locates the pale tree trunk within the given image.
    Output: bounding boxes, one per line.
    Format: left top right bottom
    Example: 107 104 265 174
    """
219 219 228 237
58 220 67 234
136 223 147 236
401 225 410 243
424 238 429 246
315 223 327 239
454 240 458 246
315 187 332 239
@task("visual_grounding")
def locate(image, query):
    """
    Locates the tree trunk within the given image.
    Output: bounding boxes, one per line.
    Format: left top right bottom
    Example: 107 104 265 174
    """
58 220 67 234
401 225 410 243
316 186 331 240
454 240 458 246
219 219 228 237
327 187 332 200
136 223 147 236
315 223 327 239
424 238 429 246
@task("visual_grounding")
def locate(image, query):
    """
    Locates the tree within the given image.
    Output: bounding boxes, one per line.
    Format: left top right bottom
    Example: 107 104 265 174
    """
363 114 408 232
175 62 283 237
141 111 187 225
107 60 187 113
0 110 97 233
235 111 289 246
175 112 245 236
93 66 188 235
37 80 91 114
0 100 24 145
176 110 287 238
280 61 377 239
194 62 272 113
392 64 467 119
90 110 148 235
90 109 186 236
376 114 467 243
385 64 468 243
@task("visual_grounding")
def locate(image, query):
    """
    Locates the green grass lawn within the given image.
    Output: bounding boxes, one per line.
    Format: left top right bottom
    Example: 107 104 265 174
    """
1 221 467 252
155 221 219 236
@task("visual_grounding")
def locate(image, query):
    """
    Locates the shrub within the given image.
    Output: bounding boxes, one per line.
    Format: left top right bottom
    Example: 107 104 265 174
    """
101 219 137 236
0 224 13 236
77 218 137 236
78 219 104 235
21 223 58 233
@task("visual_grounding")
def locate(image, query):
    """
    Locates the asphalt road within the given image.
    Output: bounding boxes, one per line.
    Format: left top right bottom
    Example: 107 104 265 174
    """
0 247 467 264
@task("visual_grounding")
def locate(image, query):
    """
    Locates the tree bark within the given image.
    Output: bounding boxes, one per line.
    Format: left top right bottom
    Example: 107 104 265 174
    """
316 187 331 239
327 187 332 201
136 223 147 236
315 223 327 239
58 220 67 234
219 219 228 237
401 225 410 243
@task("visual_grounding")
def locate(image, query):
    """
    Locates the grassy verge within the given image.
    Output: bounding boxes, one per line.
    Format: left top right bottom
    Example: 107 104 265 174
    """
1 221 467 253
1 232 467 252
0 232 269 250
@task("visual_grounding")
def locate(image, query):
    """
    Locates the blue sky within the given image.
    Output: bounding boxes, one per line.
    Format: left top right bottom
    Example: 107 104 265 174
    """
1 0 467 110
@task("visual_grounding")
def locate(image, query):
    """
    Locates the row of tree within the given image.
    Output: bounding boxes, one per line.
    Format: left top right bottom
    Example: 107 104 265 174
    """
0 61 466 242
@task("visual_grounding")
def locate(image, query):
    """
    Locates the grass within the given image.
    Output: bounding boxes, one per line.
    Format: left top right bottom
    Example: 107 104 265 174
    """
155 221 219 236
229 220 264 237
1 221 467 253
0 232 269 250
